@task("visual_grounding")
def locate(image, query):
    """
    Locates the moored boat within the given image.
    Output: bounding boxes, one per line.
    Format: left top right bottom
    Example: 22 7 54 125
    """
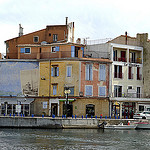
135 121 150 129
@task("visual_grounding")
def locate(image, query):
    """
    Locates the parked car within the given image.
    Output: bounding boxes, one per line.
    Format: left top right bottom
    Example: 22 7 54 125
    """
133 111 150 119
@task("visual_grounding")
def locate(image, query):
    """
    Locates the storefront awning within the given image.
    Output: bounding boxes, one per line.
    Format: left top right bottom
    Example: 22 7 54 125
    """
0 98 34 104
59 99 75 102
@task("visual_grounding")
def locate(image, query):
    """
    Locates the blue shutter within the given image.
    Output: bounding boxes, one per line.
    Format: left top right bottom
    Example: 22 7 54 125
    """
71 46 75 57
99 87 106 96
53 85 57 95
55 46 59 52
20 48 25 53
81 47 84 57
57 67 59 76
67 66 71 77
89 64 92 80
86 86 92 96
86 64 89 80
100 65 106 81
51 67 53 76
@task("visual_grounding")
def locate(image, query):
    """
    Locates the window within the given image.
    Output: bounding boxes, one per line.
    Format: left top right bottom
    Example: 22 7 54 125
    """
114 65 122 79
51 66 59 77
86 64 92 80
137 67 142 80
51 46 59 53
128 67 133 79
114 85 122 97
64 87 74 96
99 86 106 97
137 87 141 98
53 85 57 95
33 36 39 43
113 50 117 61
53 34 58 42
85 85 93 96
99 65 106 81
67 66 72 77
119 51 126 62
25 48 31 53
130 52 136 63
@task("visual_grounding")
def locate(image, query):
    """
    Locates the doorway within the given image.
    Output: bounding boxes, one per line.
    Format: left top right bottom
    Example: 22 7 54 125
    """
86 104 95 117
51 103 58 116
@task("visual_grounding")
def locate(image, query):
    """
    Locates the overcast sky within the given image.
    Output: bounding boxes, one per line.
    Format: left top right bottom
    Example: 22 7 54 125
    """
0 0 150 54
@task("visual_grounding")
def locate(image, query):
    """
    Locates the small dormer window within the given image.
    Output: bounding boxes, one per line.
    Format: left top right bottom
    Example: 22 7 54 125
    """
34 36 39 43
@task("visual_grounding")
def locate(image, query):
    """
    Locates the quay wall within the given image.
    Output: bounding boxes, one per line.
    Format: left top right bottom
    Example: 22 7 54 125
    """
0 117 134 129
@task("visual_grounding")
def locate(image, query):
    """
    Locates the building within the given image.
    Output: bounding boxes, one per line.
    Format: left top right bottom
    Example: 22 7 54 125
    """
86 33 150 118
5 17 75 59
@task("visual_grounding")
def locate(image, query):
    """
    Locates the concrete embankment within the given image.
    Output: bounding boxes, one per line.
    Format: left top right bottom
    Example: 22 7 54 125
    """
0 116 135 129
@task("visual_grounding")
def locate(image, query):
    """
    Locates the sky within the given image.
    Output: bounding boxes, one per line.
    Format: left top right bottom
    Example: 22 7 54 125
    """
1 0 150 54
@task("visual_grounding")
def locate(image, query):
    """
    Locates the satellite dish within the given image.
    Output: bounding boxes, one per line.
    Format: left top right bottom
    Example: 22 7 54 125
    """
41 41 47 45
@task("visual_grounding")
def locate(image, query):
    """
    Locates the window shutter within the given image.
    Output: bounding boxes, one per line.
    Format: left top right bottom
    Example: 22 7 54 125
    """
57 67 59 76
20 48 25 53
86 86 92 96
81 47 84 57
51 67 53 76
89 64 92 80
53 85 57 95
99 87 106 96
67 66 71 77
71 46 75 57
100 65 106 81
55 46 59 52
86 64 89 80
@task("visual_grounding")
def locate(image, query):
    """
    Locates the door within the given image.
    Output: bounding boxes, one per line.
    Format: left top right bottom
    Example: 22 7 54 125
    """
121 51 126 62
51 103 58 116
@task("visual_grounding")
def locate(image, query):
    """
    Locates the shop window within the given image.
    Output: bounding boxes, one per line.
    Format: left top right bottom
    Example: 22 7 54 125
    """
86 104 95 117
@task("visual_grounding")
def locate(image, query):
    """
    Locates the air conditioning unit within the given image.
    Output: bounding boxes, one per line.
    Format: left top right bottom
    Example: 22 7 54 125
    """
79 92 83 97
124 63 128 66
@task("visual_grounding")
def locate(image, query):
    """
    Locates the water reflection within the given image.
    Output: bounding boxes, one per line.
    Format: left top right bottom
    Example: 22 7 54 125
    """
0 128 149 149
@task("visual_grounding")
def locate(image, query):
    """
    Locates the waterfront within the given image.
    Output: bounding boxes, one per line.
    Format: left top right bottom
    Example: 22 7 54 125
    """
0 128 150 149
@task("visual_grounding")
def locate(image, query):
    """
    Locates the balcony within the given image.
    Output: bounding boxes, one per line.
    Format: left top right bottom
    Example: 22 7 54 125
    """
129 58 142 64
113 57 127 62
114 72 123 79
137 74 142 80
112 92 145 98
128 73 133 80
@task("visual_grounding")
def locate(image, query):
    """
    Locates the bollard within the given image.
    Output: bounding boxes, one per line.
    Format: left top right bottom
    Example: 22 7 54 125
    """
91 115 93 119
86 115 87 119
105 116 107 119
75 115 77 119
95 116 97 119
52 115 55 118
23 114 25 117
109 116 111 119
100 116 102 119
118 116 120 119
9 113 11 117
82 115 83 119
62 115 64 118
42 114 44 118
21 114 22 117
72 115 74 119
13 114 15 117
115 116 117 119
32 114 34 117
126 116 128 119
4 113 5 116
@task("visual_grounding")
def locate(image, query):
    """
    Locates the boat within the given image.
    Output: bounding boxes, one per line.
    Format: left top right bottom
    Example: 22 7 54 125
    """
99 122 137 130
135 121 150 129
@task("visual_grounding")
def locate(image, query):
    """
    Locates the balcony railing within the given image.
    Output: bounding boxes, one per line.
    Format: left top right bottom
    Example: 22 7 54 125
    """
114 72 123 79
112 92 148 98
137 74 142 80
128 73 133 79
129 58 142 64
113 57 127 62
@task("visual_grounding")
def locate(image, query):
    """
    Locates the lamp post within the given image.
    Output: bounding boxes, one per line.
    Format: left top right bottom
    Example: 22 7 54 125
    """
64 88 71 118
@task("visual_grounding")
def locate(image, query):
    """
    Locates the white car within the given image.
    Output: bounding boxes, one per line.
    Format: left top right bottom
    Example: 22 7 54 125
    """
133 111 150 119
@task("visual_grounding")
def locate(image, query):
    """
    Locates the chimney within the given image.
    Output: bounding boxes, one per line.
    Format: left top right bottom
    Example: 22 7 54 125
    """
125 31 127 45
66 17 68 25
19 24 23 37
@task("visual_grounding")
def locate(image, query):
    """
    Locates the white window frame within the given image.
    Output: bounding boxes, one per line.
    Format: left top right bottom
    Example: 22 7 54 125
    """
99 64 106 81
85 85 93 96
33 36 39 43
85 64 93 81
24 47 31 54
51 46 56 53
98 86 106 97
66 66 72 77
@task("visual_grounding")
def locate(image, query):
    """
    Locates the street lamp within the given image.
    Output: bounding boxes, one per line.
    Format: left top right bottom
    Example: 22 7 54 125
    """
64 87 71 117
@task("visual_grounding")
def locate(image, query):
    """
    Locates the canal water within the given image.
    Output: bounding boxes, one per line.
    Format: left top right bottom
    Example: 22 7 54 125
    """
0 128 149 150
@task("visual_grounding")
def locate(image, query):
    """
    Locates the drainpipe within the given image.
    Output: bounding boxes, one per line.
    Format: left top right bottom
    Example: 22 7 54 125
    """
49 59 51 116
